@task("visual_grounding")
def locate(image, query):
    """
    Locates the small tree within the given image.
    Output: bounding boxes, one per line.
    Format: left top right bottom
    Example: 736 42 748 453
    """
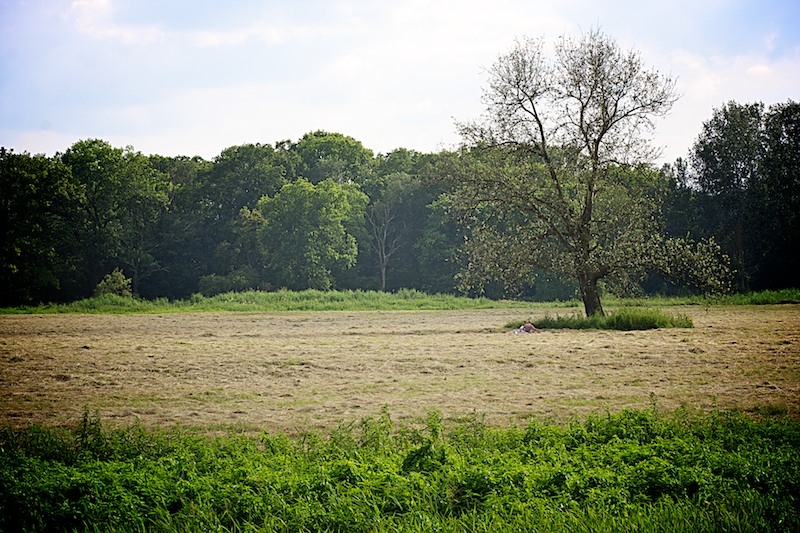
364 173 417 291
93 268 132 297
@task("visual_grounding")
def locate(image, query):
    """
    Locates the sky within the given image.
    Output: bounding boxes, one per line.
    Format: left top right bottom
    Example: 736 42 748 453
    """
1 0 798 165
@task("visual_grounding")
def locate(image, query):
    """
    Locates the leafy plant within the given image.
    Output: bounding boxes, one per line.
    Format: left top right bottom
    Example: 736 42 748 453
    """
93 268 132 298
2 408 798 532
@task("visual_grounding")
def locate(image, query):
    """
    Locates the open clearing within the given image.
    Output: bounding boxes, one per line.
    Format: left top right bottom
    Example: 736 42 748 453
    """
1 305 798 434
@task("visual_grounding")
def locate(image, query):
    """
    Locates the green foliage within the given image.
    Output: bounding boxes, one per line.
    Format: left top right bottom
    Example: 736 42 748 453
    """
59 140 170 300
7 288 527 314
293 130 375 185
4 115 797 308
685 100 800 292
510 307 693 331
0 148 78 306
197 268 262 297
1 408 798 532
93 268 132 298
714 288 800 305
178 288 515 312
607 288 800 307
257 178 369 290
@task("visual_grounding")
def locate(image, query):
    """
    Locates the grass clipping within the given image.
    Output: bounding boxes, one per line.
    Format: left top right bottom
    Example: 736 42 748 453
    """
513 307 693 331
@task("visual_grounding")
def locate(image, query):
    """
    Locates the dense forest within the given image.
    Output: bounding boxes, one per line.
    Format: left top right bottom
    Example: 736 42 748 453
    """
1 100 798 307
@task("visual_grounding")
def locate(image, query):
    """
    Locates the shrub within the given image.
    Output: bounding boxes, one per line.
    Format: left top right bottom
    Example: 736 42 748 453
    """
197 268 262 297
93 268 132 298
603 308 693 330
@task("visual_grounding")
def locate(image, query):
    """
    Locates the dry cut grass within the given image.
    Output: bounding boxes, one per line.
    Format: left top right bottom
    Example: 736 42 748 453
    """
1 305 798 433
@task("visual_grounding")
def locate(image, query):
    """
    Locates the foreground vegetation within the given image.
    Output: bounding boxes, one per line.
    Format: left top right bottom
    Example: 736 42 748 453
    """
1 408 798 532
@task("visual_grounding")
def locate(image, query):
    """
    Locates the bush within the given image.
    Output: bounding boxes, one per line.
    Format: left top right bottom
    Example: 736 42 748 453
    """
603 308 693 330
197 268 262 297
93 268 132 298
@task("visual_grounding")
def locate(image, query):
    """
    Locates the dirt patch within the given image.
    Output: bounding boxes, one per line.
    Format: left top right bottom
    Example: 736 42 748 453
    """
1 306 798 433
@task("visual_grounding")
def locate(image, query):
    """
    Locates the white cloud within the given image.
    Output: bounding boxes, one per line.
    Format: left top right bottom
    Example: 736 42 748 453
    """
746 64 773 77
69 0 163 44
187 26 281 47
656 44 800 163
2 0 798 162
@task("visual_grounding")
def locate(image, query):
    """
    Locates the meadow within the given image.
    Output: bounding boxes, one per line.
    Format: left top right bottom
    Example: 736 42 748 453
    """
1 292 799 531
1 301 797 432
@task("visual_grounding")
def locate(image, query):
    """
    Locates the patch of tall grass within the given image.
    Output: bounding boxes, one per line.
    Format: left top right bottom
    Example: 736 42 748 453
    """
3 288 797 315
610 287 800 307
5 289 553 314
714 288 800 305
511 307 693 331
1 407 798 532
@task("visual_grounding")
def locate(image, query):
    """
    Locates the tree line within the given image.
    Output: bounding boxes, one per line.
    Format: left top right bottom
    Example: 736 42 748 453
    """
666 100 800 294
1 132 461 306
1 102 795 309
2 35 797 310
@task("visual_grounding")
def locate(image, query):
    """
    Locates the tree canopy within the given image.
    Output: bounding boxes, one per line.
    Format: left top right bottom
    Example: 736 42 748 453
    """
677 100 800 291
255 178 368 291
450 29 730 316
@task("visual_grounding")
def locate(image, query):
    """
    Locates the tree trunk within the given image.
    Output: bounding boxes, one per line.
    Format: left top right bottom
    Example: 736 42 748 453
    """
379 260 387 292
578 272 604 317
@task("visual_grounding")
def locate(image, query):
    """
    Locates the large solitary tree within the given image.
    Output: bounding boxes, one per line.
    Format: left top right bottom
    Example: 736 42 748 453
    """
451 29 728 316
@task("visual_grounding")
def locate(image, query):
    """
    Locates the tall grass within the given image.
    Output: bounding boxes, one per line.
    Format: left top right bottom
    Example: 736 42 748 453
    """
1 408 798 532
609 287 800 307
511 307 694 331
3 289 557 314
3 288 797 315
714 288 800 305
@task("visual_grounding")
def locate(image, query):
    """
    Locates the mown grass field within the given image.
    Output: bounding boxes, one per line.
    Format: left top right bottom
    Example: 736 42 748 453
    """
1 304 798 432
1 297 799 531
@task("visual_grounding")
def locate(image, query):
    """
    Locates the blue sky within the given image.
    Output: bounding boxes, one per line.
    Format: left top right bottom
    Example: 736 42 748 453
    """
1 0 798 164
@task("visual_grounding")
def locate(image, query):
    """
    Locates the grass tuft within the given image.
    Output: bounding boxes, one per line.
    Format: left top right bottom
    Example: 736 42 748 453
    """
509 307 693 331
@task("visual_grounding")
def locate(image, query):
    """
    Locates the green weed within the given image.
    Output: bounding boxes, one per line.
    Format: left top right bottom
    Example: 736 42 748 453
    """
6 289 537 314
1 408 798 532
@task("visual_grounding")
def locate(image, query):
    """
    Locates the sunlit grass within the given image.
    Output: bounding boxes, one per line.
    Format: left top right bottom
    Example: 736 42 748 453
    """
2 407 798 532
